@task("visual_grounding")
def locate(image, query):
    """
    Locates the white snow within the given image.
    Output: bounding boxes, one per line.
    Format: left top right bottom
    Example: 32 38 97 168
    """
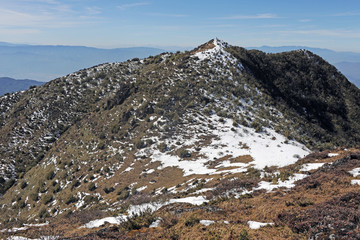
143 169 155 174
123 166 133 173
349 168 360 177
128 202 164 216
328 153 339 157
200 220 215 226
7 237 32 240
247 221 274 229
81 216 127 228
300 163 325 172
351 179 360 185
256 173 307 192
193 38 235 64
169 196 208 205
81 195 209 229
136 186 148 192
149 116 310 177
149 218 162 228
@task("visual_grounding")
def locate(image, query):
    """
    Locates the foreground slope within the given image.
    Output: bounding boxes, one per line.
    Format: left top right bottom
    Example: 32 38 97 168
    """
0 39 360 239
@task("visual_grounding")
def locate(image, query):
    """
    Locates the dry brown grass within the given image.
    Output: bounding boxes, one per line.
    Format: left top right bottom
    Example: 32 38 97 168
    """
190 40 216 54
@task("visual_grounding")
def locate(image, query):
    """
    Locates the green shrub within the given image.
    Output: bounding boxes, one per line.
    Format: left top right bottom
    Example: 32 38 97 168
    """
39 208 49 219
39 185 47 193
103 186 115 194
30 192 39 202
158 142 168 152
20 181 28 189
53 183 61 193
184 216 200 227
46 170 55 180
178 149 191 158
65 194 78 205
13 200 26 209
246 167 261 178
83 195 98 205
279 170 293 182
238 229 249 240
135 140 146 149
71 180 81 190
117 187 130 200
98 141 106 150
43 194 53 204
88 182 96 191
120 209 155 231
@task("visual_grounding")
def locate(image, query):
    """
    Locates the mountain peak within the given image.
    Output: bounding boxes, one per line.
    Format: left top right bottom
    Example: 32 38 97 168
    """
191 38 233 62
192 38 228 53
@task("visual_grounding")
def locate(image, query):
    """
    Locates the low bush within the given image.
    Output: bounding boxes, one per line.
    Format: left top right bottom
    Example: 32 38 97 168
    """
20 181 28 189
43 194 53 204
88 182 96 191
212 178 258 198
184 215 200 227
117 187 130 200
277 192 360 239
120 209 156 231
65 195 78 205
30 192 39 202
103 186 115 194
178 149 191 158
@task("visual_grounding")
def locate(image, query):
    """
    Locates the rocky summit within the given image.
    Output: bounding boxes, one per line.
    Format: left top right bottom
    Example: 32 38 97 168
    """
0 39 360 239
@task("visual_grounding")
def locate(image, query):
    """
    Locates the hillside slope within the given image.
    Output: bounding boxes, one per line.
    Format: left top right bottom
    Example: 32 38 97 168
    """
250 45 360 87
0 39 360 239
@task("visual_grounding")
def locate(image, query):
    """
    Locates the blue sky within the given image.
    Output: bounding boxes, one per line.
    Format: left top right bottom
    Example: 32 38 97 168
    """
0 0 360 51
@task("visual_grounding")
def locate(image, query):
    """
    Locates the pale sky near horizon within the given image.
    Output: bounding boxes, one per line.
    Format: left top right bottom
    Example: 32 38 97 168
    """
0 0 360 52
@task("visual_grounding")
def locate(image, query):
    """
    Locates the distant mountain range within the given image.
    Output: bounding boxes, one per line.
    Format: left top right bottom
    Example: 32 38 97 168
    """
0 42 164 81
249 46 360 87
0 77 44 96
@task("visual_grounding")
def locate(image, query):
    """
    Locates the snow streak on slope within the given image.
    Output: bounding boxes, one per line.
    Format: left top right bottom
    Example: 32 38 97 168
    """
140 115 310 177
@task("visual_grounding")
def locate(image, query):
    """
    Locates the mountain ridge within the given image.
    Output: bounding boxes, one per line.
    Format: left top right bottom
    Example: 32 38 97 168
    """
0 39 360 239
248 45 360 87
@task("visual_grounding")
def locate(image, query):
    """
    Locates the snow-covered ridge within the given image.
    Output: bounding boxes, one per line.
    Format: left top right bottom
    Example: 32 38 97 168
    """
193 38 237 65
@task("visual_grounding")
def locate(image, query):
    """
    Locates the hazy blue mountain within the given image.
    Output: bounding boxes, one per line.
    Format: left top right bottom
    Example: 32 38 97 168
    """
335 62 360 87
0 77 44 96
248 46 360 87
0 43 164 81
248 46 360 63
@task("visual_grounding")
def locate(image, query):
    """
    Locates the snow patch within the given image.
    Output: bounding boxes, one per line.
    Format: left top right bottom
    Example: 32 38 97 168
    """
349 168 360 177
351 179 360 185
247 221 274 229
200 220 215 226
149 218 162 228
81 216 127 229
193 38 237 66
149 116 310 176
169 196 208 205
300 163 325 172
256 173 307 192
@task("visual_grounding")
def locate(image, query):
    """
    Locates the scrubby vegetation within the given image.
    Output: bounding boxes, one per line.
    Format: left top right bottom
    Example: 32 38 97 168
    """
0 39 360 239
